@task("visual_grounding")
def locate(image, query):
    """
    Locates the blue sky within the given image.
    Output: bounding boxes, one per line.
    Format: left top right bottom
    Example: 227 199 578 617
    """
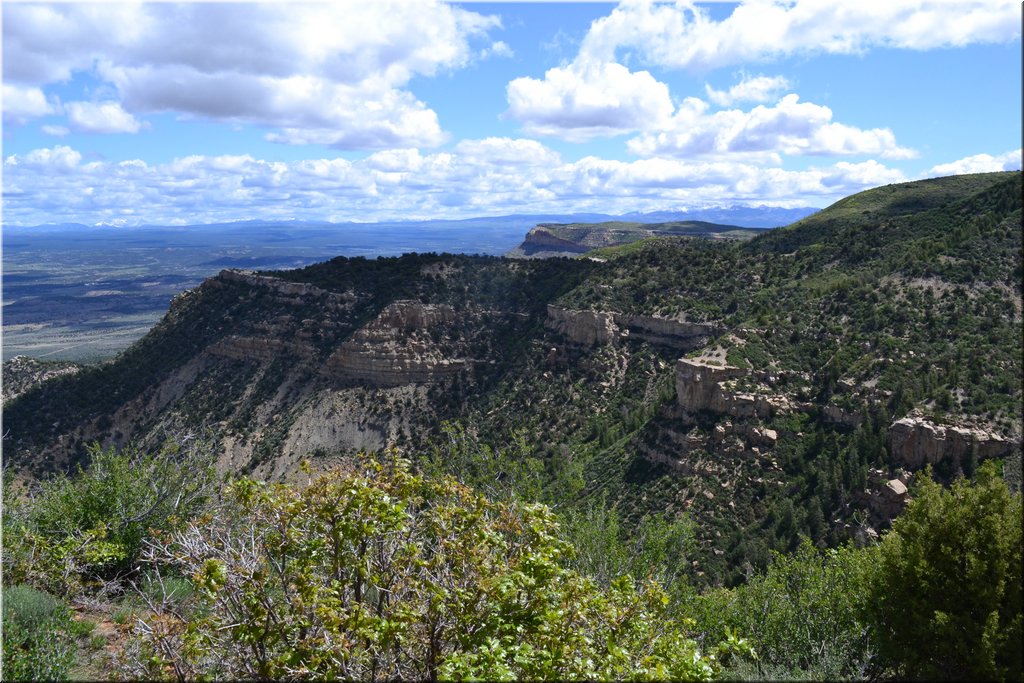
2 1 1021 226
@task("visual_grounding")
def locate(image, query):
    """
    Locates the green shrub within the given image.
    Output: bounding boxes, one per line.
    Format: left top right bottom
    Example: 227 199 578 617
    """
689 540 877 680
865 462 1022 680
1 585 77 681
137 571 194 610
560 498 694 599
2 437 217 597
125 457 745 681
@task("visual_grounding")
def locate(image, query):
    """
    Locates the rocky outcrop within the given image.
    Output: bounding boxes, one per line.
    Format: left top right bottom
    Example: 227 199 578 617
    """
741 424 779 448
822 403 864 428
546 306 720 350
2 356 81 404
887 416 1015 470
371 300 458 330
545 307 619 346
509 219 756 258
855 468 913 530
327 347 466 386
675 359 746 413
207 335 315 363
642 417 781 473
206 269 356 310
516 228 591 257
675 358 791 418
325 301 468 386
615 313 721 349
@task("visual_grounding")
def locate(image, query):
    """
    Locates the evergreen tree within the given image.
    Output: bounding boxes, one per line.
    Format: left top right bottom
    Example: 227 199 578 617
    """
865 463 1022 680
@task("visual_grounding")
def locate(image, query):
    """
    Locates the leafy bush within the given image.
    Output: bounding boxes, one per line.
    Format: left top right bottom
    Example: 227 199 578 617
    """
1 585 77 681
865 462 1022 680
689 540 877 680
2 437 217 597
422 421 550 504
126 456 744 681
559 497 694 599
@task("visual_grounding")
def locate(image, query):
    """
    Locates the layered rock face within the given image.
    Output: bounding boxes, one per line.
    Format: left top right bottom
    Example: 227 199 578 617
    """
616 313 720 348
326 301 468 386
674 358 791 419
213 269 356 308
372 300 458 330
197 269 358 365
517 228 591 256
887 416 1014 469
675 359 746 413
546 306 720 350
545 307 618 346
202 273 494 388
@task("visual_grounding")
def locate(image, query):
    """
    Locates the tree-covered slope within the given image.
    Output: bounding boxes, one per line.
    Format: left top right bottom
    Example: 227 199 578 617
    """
3 172 1020 588
563 171 1022 422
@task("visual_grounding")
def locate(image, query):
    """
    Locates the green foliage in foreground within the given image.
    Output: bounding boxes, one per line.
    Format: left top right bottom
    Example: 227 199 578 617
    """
865 462 1022 681
688 463 1022 681
1 585 79 681
2 438 217 596
559 497 695 597
5 440 1021 681
690 541 877 680
126 457 746 681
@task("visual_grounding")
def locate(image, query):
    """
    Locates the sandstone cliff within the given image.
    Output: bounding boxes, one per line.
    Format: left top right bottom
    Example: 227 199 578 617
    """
325 301 470 386
515 227 592 257
545 307 619 346
546 306 720 350
887 416 1014 470
674 358 792 419
212 269 358 308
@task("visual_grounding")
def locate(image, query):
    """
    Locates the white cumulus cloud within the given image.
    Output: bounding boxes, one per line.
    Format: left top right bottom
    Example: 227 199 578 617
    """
505 60 675 141
629 94 916 160
503 2 926 152
580 0 1020 72
4 142 911 226
705 74 790 107
41 124 70 137
66 101 145 134
3 1 500 148
454 137 561 166
5 144 82 171
2 82 59 124
928 149 1022 176
480 41 514 59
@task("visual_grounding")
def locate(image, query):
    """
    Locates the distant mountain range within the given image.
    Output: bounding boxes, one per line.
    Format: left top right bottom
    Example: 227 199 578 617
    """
7 205 817 233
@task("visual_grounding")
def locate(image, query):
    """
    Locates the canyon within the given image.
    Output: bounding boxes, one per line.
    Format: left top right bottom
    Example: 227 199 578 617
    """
4 171 1021 584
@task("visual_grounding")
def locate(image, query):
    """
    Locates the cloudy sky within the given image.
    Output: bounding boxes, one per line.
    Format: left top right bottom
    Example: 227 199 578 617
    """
2 0 1021 227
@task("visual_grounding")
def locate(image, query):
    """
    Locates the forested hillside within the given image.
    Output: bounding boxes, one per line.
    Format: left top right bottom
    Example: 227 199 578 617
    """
5 172 1021 580
3 171 1021 680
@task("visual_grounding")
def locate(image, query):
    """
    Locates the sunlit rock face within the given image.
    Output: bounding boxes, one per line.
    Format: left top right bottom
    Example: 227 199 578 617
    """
546 306 720 350
887 416 1014 470
326 301 467 386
